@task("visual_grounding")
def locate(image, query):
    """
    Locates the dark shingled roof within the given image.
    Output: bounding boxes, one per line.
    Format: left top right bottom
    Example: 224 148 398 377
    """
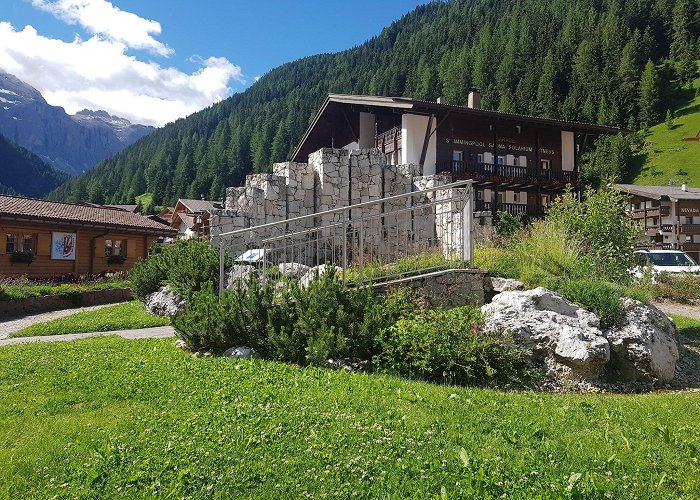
0 195 176 235
616 184 700 201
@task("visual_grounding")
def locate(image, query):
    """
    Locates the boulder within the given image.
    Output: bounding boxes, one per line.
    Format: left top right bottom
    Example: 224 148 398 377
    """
226 265 258 290
490 277 525 292
603 299 679 384
299 264 343 289
481 287 610 381
278 262 310 278
145 286 185 317
223 346 257 359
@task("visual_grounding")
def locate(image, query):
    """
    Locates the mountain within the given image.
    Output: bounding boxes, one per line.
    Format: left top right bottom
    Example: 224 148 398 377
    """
0 133 69 197
0 71 154 175
49 0 700 206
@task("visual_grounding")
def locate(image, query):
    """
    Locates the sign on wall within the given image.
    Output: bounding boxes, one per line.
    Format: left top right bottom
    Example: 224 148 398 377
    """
51 232 76 260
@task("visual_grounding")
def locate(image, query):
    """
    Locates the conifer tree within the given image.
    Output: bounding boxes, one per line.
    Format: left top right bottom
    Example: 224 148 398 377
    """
639 59 661 128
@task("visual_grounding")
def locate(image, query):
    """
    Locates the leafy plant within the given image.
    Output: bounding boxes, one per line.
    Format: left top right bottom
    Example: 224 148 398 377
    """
558 279 623 328
10 251 34 264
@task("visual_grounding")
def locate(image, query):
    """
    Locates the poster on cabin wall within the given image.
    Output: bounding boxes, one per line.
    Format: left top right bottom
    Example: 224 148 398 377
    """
51 232 76 260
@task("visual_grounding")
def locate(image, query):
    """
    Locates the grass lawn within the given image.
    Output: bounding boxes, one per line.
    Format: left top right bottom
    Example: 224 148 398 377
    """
1 336 699 498
671 314 700 339
632 68 700 187
11 301 170 338
0 278 130 302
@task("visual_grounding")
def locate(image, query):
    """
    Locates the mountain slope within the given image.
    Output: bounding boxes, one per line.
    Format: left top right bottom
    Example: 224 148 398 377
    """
0 72 154 175
632 68 700 187
49 0 699 206
0 133 69 197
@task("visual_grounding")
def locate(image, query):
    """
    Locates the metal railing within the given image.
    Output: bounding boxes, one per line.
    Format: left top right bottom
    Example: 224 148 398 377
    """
215 180 474 294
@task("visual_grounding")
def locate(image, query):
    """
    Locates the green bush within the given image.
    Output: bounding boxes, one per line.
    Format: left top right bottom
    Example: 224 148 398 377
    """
558 279 622 328
652 273 700 303
374 306 537 387
129 240 222 301
473 248 520 278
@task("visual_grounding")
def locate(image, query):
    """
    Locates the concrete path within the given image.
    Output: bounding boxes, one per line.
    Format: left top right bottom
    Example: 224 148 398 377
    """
0 326 176 347
655 302 700 322
0 304 116 339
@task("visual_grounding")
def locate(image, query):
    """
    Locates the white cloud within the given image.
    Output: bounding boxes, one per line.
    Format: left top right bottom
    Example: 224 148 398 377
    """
31 0 172 56
0 3 244 127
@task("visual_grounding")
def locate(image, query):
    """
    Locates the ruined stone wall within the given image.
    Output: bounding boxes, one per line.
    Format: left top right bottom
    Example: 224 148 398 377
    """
210 147 469 265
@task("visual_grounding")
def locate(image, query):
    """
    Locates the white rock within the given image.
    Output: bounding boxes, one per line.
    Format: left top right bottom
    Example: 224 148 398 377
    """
490 277 525 292
603 299 680 384
481 287 610 380
174 339 187 350
299 264 343 288
278 262 310 278
145 285 185 317
223 346 256 359
226 265 257 290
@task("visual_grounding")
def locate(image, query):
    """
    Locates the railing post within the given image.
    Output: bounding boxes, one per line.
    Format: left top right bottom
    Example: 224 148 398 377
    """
462 184 473 266
218 238 225 296
342 208 347 287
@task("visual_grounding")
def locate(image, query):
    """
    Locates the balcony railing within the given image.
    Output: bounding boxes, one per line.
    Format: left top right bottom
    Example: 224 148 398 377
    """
680 243 700 252
680 224 700 235
631 206 670 219
474 200 544 217
437 161 579 184
375 127 401 153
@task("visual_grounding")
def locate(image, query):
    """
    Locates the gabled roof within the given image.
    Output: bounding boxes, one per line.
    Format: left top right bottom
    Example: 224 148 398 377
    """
0 195 176 235
176 199 221 214
616 184 700 201
103 204 139 213
292 93 627 162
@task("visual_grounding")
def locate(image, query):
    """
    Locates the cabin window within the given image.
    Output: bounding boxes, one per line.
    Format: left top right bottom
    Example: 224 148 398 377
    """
476 153 483 164
513 192 520 203
476 190 483 201
497 156 505 165
541 194 551 207
6 234 34 253
686 217 693 225
686 235 693 243
496 193 504 204
105 239 126 257
541 159 551 170
452 150 463 162
513 157 519 167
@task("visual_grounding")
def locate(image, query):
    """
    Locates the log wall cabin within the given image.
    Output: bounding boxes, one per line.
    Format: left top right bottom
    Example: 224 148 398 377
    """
292 91 623 218
0 195 176 278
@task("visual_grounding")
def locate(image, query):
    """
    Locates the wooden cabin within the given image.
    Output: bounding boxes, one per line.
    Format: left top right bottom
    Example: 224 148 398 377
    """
0 195 176 278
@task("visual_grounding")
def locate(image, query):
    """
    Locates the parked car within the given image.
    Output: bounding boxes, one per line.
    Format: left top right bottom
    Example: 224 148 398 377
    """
632 249 700 278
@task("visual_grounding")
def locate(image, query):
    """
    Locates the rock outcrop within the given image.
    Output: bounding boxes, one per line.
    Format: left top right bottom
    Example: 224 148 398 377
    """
299 264 343 288
225 265 258 290
145 285 184 317
604 298 679 383
278 262 310 278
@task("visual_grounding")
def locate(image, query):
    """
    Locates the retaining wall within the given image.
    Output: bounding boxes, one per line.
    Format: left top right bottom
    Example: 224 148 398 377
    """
373 269 488 308
0 288 132 318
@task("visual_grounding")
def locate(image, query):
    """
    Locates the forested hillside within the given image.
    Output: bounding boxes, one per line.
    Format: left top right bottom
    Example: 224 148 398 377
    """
48 0 700 208
0 134 69 197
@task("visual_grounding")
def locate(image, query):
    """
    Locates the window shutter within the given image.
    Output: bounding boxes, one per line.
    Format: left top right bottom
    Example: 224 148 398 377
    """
37 233 51 256
126 240 135 258
95 237 105 257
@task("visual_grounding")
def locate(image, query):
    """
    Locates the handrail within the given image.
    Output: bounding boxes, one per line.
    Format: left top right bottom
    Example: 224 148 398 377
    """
217 179 473 238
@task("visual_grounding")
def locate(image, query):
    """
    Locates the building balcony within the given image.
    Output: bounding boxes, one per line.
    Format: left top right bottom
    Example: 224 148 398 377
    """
680 243 700 252
375 127 401 154
631 206 670 219
474 200 544 218
680 224 700 235
437 161 579 186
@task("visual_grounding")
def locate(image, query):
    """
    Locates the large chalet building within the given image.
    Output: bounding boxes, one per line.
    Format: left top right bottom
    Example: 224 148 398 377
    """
292 90 623 217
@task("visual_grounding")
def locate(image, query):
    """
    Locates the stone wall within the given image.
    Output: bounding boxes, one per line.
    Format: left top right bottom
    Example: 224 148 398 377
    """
373 269 488 308
210 147 470 266
0 288 132 318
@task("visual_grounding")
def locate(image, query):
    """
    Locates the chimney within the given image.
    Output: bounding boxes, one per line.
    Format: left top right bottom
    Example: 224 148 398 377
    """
437 96 445 104
681 183 688 192
467 87 481 109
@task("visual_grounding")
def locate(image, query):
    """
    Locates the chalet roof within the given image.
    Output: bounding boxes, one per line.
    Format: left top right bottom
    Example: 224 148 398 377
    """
616 184 700 201
0 195 177 235
291 93 627 162
104 204 139 213
176 199 221 214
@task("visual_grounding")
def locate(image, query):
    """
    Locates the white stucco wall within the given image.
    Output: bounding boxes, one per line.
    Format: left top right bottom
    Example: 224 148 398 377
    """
401 114 437 175
561 131 575 171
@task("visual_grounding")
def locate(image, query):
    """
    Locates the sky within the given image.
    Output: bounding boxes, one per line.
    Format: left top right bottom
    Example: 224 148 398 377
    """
0 0 428 127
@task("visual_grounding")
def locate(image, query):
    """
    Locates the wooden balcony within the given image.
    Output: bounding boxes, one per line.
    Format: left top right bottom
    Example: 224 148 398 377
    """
375 127 401 154
680 224 700 235
631 206 670 219
680 243 700 252
475 200 544 217
437 161 579 186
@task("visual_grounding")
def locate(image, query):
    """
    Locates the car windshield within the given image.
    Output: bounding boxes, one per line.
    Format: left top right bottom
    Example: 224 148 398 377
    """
645 252 697 267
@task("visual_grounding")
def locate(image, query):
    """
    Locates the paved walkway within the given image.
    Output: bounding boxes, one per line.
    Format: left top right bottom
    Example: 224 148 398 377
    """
0 304 115 339
655 301 700 322
0 326 176 347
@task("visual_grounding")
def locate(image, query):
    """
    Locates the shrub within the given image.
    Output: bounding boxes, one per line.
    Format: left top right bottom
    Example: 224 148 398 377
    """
558 279 622 328
129 240 222 301
514 219 583 284
373 306 537 387
651 273 700 303
473 248 520 278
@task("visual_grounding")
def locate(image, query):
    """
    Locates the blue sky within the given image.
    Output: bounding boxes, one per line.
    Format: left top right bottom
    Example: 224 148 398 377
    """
1 0 427 126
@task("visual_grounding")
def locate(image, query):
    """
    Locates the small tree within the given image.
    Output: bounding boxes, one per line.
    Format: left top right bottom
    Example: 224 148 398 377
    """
665 109 674 129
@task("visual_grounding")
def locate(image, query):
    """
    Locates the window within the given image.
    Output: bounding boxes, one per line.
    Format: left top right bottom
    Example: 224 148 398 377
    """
686 235 693 243
497 156 505 165
476 190 483 201
541 194 551 207
496 193 504 204
541 159 551 170
513 157 520 167
452 150 463 162
686 217 693 225
476 153 483 164
6 234 34 253
513 192 520 203
105 239 125 257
